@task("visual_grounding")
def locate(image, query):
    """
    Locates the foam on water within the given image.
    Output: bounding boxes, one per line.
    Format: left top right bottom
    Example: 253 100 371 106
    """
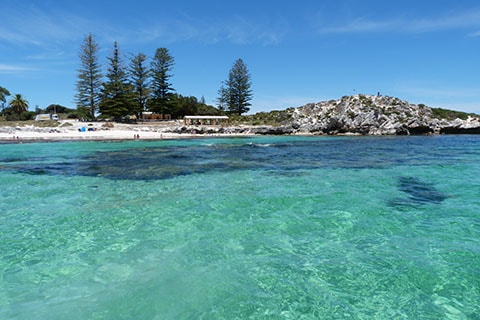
0 135 479 319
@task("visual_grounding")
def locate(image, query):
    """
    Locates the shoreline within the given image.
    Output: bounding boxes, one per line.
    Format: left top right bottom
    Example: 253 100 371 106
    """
0 120 257 143
0 133 256 143
0 129 258 143
1 118 480 143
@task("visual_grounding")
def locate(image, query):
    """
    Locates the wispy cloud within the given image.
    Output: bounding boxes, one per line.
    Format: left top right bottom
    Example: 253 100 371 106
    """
318 18 396 34
467 30 480 37
0 5 88 47
0 64 37 74
222 16 287 45
130 15 287 46
317 8 480 35
0 2 287 51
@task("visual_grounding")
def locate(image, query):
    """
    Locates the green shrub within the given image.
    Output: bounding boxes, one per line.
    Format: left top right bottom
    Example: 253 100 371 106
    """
228 109 293 126
431 108 476 120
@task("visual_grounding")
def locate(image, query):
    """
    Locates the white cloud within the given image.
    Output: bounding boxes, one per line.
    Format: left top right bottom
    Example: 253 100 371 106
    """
0 64 37 74
318 18 396 34
0 4 91 49
222 16 286 46
131 15 286 46
317 9 480 35
0 2 287 51
467 30 480 37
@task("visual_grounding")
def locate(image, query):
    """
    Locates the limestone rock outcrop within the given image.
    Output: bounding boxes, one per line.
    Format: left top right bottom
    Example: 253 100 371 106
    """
287 94 480 135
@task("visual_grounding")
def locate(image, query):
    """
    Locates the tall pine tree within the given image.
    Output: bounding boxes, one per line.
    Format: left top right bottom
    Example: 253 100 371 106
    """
76 33 102 119
129 52 151 118
149 47 175 115
99 41 135 119
0 86 10 106
0 86 11 116
217 58 252 115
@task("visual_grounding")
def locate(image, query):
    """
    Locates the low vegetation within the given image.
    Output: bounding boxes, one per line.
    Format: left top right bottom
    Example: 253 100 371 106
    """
431 107 477 120
229 109 294 126
0 119 60 127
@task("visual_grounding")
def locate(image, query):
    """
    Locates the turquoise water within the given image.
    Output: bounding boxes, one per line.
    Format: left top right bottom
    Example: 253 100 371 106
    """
0 135 479 319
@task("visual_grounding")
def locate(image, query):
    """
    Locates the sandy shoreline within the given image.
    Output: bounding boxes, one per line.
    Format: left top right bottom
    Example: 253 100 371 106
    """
0 120 255 143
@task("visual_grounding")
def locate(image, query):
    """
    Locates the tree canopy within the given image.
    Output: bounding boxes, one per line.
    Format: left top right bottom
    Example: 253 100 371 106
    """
9 94 29 120
129 52 151 118
4 37 257 121
76 33 102 119
217 58 253 115
99 42 136 120
0 86 11 105
149 47 175 115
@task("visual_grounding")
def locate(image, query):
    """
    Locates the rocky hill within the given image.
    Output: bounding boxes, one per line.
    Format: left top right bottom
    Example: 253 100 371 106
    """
250 94 480 135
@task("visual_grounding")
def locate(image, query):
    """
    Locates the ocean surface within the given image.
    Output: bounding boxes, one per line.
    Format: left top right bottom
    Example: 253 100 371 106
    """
0 135 479 319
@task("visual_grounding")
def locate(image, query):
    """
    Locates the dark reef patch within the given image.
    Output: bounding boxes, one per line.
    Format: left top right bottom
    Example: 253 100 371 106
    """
398 176 446 204
389 176 447 208
0 136 469 181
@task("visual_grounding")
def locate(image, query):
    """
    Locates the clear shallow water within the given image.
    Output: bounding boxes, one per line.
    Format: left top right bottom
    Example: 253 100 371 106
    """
0 135 479 319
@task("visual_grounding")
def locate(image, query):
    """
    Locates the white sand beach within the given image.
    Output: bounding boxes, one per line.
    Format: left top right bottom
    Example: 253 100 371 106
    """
0 120 253 142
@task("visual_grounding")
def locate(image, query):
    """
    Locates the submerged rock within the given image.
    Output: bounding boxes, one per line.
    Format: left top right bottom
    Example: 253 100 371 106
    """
397 176 447 204
388 176 447 208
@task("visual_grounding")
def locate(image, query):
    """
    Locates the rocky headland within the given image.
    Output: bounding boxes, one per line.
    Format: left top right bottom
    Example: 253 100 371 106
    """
236 94 480 136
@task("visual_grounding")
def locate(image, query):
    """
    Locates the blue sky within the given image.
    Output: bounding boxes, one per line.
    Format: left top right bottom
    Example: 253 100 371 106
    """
2 0 480 114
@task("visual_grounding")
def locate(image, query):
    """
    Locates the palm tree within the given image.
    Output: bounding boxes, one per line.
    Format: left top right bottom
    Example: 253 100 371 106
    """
9 94 29 119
